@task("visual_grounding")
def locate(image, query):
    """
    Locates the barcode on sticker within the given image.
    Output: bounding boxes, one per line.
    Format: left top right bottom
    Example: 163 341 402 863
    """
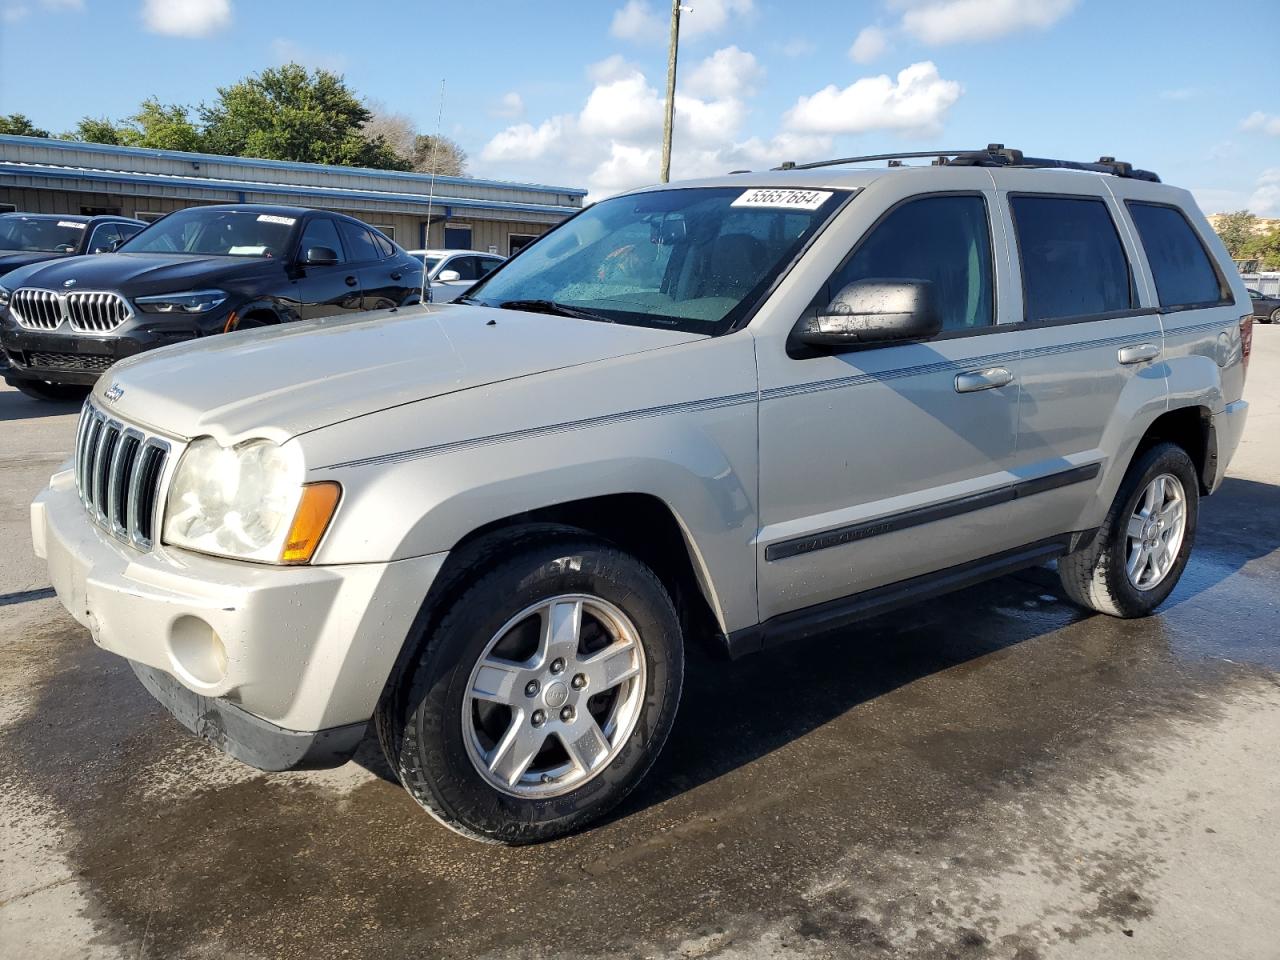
257 214 297 226
731 189 832 211
57 221 86 229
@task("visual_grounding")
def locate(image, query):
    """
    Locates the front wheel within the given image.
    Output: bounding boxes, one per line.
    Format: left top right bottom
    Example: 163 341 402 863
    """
378 531 684 844
1058 442 1199 617
1268 307 1280 324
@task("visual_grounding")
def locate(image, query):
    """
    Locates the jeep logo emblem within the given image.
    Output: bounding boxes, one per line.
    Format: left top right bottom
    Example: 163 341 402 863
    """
103 383 124 402
63 279 77 288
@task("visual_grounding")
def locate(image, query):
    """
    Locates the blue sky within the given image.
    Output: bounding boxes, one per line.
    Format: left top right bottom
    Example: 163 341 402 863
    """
1 0 1276 209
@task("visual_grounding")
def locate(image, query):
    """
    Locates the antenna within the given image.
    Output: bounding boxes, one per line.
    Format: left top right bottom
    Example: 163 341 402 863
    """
420 78 446 307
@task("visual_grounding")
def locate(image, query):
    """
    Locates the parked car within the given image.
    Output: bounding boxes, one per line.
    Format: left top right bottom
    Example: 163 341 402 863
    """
0 212 146 280
409 248 505 302
1247 287 1280 323
0 204 423 401
31 146 1251 844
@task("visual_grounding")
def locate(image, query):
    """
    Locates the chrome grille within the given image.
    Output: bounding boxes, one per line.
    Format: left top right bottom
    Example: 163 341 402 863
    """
11 289 63 330
10 289 132 333
74 402 171 550
67 292 131 333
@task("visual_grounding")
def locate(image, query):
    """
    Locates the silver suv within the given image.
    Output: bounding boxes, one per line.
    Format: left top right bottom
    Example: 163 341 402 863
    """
30 146 1252 844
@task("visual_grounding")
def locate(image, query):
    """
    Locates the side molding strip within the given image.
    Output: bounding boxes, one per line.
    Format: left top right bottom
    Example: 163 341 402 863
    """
764 462 1101 562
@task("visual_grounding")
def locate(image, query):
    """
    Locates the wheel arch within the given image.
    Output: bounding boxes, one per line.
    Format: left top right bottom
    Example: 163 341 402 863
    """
1134 403 1214 494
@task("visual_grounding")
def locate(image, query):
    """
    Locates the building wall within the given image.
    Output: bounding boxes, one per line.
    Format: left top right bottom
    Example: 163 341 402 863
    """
0 187 553 255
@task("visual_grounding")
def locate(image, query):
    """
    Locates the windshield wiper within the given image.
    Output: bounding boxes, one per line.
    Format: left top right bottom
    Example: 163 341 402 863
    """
496 299 613 322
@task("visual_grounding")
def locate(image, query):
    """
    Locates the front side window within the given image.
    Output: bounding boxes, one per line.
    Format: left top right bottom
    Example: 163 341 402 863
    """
1126 202 1227 309
827 194 994 332
120 209 298 258
447 256 479 281
1011 195 1133 322
299 218 345 261
466 186 848 333
88 223 122 253
0 216 86 253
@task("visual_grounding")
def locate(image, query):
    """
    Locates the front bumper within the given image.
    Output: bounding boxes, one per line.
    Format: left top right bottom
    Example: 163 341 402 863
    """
33 466 446 769
0 314 210 385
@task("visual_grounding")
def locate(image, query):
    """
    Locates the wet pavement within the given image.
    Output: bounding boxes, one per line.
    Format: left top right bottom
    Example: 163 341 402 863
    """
2 334 1278 960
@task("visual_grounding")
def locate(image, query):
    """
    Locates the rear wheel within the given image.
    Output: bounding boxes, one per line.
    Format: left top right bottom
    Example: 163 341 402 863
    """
1058 442 1198 617
12 379 89 403
378 532 684 844
1268 307 1280 324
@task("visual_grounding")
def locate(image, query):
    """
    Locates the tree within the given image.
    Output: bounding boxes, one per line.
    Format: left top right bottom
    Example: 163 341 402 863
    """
123 98 203 152
1215 210 1258 258
67 117 126 145
410 134 468 177
1240 227 1280 271
362 105 416 159
200 64 409 170
0 113 50 138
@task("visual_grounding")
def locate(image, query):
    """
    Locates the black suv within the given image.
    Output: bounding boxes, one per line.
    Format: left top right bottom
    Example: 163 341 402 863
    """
0 204 424 401
0 213 146 280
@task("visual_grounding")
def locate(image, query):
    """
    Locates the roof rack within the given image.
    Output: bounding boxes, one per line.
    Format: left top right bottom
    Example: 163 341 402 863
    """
773 144 1160 182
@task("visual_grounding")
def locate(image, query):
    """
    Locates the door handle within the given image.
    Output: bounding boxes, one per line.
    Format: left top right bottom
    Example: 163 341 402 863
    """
954 367 1014 393
345 275 358 287
1118 343 1159 365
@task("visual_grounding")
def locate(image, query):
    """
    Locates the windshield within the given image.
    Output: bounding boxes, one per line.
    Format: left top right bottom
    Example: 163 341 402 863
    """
0 217 85 253
465 186 848 333
119 208 299 258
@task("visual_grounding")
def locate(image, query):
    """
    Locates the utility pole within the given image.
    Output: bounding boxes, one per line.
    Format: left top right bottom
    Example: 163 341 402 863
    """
660 0 683 183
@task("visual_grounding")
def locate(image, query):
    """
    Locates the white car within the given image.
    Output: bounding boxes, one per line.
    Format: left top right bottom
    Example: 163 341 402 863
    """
409 249 506 303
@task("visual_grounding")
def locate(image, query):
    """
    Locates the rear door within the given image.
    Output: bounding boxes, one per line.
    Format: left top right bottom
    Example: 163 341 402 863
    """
994 175 1168 542
360 230 413 310
755 183 1025 622
294 217 363 319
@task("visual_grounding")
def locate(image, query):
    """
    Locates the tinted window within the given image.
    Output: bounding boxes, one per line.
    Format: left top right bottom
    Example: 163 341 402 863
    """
120 208 295 257
828 194 993 331
119 223 143 240
339 221 381 262
371 232 396 258
300 218 345 262
1011 196 1132 322
447 256 479 281
1126 202 1226 308
87 223 122 253
478 257 503 278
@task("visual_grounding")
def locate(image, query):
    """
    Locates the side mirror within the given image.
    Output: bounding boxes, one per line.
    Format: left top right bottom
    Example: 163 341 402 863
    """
303 246 340 266
794 279 941 350
436 269 461 283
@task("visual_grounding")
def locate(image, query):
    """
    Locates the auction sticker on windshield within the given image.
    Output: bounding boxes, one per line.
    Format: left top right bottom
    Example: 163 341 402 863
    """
57 221 86 229
731 189 832 210
256 215 297 226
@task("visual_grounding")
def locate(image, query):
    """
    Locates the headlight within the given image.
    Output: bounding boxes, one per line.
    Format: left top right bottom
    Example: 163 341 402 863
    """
162 438 340 564
136 289 228 314
0 285 11 308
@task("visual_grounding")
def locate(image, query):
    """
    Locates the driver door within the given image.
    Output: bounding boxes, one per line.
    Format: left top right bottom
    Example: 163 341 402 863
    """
755 188 1027 623
293 217 363 319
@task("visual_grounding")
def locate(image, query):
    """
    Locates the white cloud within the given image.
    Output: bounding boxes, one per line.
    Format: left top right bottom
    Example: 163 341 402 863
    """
784 61 962 136
685 46 764 99
492 92 524 119
1249 169 1280 216
610 0 664 41
1 4 30 22
580 68 664 139
609 0 751 42
1241 111 1280 137
481 116 573 163
142 0 231 37
849 26 888 63
3 0 82 20
588 54 641 84
898 0 1076 45
270 37 347 72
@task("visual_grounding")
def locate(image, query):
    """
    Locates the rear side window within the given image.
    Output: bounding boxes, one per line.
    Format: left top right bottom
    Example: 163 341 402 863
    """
1126 202 1226 309
338 221 381 262
1010 195 1133 322
371 232 396 258
828 194 994 331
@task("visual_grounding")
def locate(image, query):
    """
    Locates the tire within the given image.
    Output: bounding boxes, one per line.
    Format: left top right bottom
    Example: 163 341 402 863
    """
1268 308 1280 324
378 531 684 844
1058 441 1199 618
12 379 90 403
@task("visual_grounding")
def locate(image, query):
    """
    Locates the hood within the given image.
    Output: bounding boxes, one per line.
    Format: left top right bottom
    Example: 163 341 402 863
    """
97 304 706 442
0 250 63 279
5 252 276 296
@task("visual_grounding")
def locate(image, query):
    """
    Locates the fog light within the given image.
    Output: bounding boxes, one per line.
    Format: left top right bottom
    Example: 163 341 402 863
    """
169 615 228 687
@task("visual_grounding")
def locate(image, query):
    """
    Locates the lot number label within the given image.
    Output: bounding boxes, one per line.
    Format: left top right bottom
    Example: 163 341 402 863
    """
732 189 833 210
